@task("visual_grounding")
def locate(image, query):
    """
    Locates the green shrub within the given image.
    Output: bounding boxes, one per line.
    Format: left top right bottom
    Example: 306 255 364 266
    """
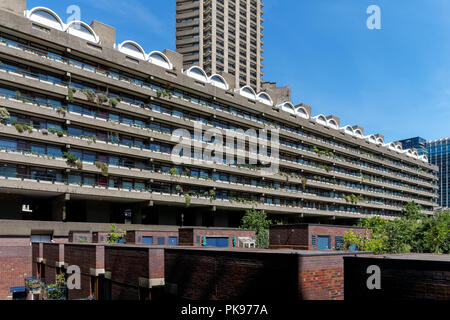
63 152 78 165
97 93 108 104
0 107 10 123
108 224 126 243
68 87 76 102
109 96 121 107
14 123 23 133
95 161 108 177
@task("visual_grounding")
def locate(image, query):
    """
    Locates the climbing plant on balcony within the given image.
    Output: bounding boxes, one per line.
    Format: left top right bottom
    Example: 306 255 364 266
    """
68 87 76 102
63 152 77 166
95 161 109 177
0 107 9 124
14 123 24 133
109 96 121 107
96 93 108 105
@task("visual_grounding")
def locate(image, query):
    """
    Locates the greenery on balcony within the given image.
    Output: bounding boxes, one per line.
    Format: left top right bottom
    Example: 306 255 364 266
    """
63 152 83 170
0 107 10 123
95 161 109 177
313 145 336 158
343 194 364 204
156 89 173 99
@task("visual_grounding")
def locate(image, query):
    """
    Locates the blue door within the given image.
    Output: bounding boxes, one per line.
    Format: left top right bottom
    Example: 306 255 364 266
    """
168 237 178 246
142 236 153 245
317 236 330 250
206 237 228 248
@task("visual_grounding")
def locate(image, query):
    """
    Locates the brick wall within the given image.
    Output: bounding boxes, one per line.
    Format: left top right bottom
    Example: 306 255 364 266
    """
270 224 370 250
270 224 309 250
68 232 92 243
344 256 450 300
64 244 102 300
92 232 109 243
164 248 299 300
179 228 255 247
298 254 353 300
104 246 164 300
0 236 32 300
126 231 178 245
308 225 369 250
42 243 64 285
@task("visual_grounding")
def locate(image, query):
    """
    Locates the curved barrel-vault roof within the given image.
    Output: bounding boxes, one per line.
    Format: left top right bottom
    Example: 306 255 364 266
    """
26 7 100 44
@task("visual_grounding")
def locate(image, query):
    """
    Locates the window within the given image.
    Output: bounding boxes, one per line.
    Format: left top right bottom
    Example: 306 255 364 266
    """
335 236 344 250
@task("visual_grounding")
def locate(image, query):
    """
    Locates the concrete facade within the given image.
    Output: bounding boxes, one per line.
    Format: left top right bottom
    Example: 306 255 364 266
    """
176 0 264 91
0 1 440 229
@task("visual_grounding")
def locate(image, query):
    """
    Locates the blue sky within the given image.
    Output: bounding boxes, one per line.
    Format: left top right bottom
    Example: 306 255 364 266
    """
28 0 450 142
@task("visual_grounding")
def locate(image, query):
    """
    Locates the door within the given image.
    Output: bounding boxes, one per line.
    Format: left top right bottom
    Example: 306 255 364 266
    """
317 236 331 250
168 237 178 246
142 236 153 245
206 237 228 248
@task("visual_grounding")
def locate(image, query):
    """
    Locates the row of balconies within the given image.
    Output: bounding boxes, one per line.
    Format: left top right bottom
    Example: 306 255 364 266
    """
0 38 438 185
0 74 438 198
1 91 438 200
0 175 412 220
0 25 438 179
0 118 437 207
0 145 435 210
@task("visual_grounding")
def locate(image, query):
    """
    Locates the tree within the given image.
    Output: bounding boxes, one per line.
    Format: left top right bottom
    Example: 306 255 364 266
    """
355 202 450 254
422 211 450 254
403 202 426 220
108 224 126 244
240 209 272 248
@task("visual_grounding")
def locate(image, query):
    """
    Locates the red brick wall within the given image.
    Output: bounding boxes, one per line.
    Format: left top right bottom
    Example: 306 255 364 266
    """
69 232 92 243
164 249 299 300
104 246 164 300
92 232 109 243
270 224 370 250
64 244 99 300
179 228 255 247
0 237 32 300
308 225 370 250
178 229 194 246
298 254 353 300
126 231 178 245
270 225 309 249
42 244 64 285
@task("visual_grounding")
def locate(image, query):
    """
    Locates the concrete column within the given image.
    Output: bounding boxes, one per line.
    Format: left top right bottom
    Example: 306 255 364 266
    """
51 194 69 221
0 0 26 15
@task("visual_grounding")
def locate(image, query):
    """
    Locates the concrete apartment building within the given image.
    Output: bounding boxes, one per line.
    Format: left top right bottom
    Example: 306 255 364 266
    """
0 0 440 230
176 0 264 91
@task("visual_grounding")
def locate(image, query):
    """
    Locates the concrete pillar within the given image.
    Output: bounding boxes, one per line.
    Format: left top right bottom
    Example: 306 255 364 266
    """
0 0 26 15
51 194 68 221
90 20 116 48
